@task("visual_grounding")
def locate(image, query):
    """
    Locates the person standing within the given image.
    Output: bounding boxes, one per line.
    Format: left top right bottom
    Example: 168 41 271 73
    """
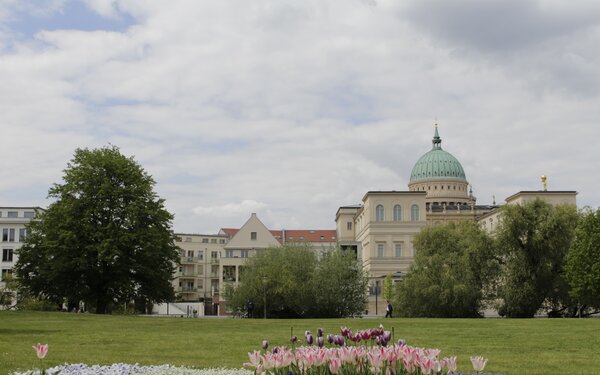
247 299 254 318
385 301 393 318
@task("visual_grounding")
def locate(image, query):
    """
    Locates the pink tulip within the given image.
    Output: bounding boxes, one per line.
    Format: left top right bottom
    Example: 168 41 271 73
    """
32 343 48 359
328 357 342 374
444 356 458 373
470 356 488 372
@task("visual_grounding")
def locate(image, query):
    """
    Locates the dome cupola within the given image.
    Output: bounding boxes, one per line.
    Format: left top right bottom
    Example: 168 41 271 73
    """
409 125 467 183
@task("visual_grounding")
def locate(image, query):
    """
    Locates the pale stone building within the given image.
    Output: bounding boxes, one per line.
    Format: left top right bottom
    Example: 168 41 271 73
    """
0 207 43 309
336 125 577 315
172 213 337 315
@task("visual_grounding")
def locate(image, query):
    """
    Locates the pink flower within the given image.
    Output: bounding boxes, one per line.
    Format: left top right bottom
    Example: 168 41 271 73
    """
444 356 457 373
32 343 48 359
329 357 342 374
470 356 488 372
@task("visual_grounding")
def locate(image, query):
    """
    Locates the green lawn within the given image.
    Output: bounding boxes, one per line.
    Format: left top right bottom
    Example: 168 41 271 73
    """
0 311 598 375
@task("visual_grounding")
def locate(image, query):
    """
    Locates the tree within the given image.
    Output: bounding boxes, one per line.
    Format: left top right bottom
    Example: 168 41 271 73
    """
311 249 369 318
224 245 368 318
15 146 179 314
382 273 394 302
395 221 497 318
565 207 600 316
494 199 578 318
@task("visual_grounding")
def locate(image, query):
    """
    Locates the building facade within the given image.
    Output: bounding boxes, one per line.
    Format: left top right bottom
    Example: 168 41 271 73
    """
172 213 337 315
336 125 577 314
0 207 43 309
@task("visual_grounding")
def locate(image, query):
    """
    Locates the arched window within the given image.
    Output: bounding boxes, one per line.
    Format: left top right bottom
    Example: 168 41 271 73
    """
411 204 420 221
393 205 402 221
375 205 384 222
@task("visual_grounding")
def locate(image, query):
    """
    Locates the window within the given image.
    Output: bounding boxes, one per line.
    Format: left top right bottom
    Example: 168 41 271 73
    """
211 251 219 259
2 249 13 262
377 243 385 258
2 229 8 242
411 204 420 221
24 211 35 219
202 238 209 243
210 238 217 243
393 205 402 221
185 237 192 242
219 239 225 244
395 243 403 257
250 232 257 240
223 266 236 282
347 222 352 230
241 250 249 258
375 205 384 222
198 279 204 289
8 229 14 242
1 269 12 281
7 211 17 218
198 251 204 260
225 250 234 258
187 250 194 258
320 235 324 240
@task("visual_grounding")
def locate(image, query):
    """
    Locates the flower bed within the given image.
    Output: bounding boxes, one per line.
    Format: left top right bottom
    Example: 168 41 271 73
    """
244 325 494 375
12 365 253 375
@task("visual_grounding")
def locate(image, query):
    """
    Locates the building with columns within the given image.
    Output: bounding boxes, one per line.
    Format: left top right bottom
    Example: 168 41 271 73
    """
336 125 576 314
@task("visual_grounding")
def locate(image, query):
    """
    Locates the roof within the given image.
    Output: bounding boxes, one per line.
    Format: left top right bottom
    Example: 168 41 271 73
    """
409 126 467 183
220 228 336 244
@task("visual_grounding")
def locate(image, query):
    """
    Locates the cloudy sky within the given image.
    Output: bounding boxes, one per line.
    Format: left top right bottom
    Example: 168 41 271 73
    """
1 0 599 233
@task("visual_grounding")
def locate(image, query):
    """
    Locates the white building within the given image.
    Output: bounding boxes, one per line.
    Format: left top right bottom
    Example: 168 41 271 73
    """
0 207 43 308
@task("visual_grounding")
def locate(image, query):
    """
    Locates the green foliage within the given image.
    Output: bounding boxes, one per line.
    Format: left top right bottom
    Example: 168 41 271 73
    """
224 245 368 318
395 221 497 317
382 273 394 302
565 207 600 314
14 146 179 314
494 199 579 318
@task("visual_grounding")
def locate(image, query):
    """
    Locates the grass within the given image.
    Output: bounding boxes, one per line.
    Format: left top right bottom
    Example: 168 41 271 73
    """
0 311 599 375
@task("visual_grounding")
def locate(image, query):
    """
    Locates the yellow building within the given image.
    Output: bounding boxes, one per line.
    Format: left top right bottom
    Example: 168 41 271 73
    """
336 125 576 315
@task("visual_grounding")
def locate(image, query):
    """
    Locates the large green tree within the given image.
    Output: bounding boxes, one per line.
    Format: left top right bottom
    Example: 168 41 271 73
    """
395 221 497 318
494 199 578 318
565 207 600 316
15 146 179 314
224 245 368 318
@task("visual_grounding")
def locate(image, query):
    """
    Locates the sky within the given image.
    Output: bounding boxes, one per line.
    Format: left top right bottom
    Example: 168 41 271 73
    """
1 0 599 234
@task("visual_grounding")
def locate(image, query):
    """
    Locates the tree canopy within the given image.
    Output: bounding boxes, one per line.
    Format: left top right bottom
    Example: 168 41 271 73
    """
224 245 368 318
494 199 578 318
15 146 179 314
394 220 497 317
565 207 600 315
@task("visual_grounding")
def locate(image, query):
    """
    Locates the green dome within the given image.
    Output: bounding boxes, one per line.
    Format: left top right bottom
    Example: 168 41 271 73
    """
409 127 467 182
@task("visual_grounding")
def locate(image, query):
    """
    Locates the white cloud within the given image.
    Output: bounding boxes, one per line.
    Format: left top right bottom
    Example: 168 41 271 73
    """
0 0 599 233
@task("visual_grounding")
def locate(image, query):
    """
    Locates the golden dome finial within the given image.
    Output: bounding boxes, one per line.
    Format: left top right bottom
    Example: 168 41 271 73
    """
541 175 547 191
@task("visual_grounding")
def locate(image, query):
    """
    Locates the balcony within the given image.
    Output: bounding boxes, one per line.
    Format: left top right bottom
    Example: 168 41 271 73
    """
176 286 198 293
177 270 199 278
180 256 200 264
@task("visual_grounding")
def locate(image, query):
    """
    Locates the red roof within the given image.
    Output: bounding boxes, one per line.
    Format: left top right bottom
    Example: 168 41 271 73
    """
219 228 336 244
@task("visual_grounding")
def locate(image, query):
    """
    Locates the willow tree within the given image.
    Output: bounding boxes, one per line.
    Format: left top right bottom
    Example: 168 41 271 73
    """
15 146 179 314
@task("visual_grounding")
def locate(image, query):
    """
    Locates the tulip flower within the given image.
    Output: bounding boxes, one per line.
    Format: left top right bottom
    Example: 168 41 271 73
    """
32 343 48 359
470 356 488 372
317 336 324 348
306 334 314 345
262 340 269 350
317 328 324 337
290 336 298 343
444 356 458 373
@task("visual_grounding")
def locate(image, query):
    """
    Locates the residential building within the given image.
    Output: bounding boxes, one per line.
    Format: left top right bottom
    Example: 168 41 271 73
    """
173 213 337 315
0 207 43 309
